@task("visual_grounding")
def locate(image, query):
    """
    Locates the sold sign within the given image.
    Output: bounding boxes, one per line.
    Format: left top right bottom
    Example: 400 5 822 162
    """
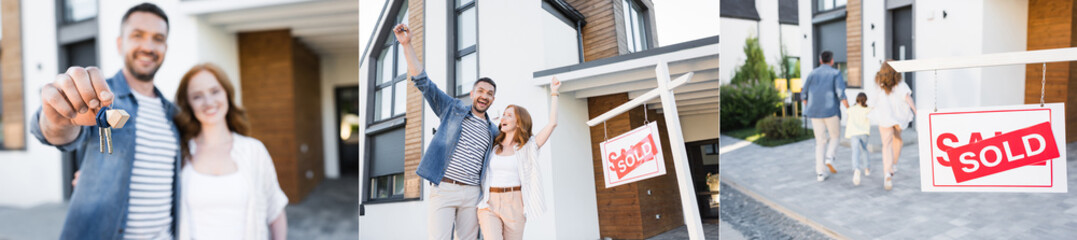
607 133 659 179
946 122 1058 183
600 122 667 188
917 103 1068 193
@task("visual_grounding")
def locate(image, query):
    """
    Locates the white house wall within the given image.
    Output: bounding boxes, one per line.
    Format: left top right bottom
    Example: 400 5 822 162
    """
0 0 65 208
756 0 782 68
320 54 360 179
980 0 1027 107
913 0 985 110
360 0 599 238
720 18 758 84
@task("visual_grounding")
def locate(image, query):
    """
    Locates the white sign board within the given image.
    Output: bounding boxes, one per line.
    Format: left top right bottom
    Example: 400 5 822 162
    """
600 121 667 188
917 103 1068 192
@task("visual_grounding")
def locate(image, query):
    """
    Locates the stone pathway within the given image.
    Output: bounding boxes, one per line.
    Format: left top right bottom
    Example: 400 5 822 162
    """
0 176 359 239
719 133 1077 239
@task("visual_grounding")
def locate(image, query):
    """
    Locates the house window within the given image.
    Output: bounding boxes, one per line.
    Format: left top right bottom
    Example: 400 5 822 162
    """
62 0 97 23
373 6 410 122
57 0 100 201
815 0 847 13
622 0 648 53
451 0 478 97
368 127 406 200
365 2 410 202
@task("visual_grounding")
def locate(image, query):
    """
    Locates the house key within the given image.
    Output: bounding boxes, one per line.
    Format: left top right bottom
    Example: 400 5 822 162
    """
95 106 130 154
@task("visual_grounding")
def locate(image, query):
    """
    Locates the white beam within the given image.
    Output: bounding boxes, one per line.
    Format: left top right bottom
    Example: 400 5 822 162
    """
574 76 715 99
628 80 718 98
643 90 718 103
889 47 1077 72
586 72 693 126
557 60 717 93
203 0 357 25
534 45 718 86
226 13 357 32
653 62 706 240
293 25 361 37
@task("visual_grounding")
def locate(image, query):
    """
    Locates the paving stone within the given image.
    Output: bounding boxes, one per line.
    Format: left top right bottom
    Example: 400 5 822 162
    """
719 132 1077 239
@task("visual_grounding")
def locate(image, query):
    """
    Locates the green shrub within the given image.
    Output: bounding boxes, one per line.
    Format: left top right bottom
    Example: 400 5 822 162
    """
720 81 782 130
731 36 776 85
756 116 805 140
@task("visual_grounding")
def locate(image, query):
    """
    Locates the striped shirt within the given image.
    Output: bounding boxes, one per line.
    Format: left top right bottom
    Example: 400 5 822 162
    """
124 92 176 239
443 113 491 185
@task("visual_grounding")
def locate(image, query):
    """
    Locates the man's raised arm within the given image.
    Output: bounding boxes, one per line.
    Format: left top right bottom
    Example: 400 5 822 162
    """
393 23 455 118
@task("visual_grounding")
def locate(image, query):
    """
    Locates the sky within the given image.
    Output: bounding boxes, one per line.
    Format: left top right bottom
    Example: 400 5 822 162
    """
359 0 719 56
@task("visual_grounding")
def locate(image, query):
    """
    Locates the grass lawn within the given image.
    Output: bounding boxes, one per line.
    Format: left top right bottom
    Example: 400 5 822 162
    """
722 127 814 147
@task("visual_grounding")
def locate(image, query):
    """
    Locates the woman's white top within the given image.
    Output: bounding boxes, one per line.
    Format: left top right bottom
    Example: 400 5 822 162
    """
868 81 914 128
183 165 248 239
478 137 547 218
488 152 522 187
179 133 289 240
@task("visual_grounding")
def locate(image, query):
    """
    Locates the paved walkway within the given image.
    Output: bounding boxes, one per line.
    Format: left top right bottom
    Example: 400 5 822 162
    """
0 176 359 239
719 133 1077 240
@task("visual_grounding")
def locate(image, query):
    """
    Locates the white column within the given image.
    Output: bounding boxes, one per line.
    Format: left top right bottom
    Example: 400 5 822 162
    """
655 61 705 239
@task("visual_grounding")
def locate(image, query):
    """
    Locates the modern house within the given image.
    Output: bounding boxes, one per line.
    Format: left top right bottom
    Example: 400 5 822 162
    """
721 0 801 84
795 0 1077 139
0 0 360 208
357 0 718 239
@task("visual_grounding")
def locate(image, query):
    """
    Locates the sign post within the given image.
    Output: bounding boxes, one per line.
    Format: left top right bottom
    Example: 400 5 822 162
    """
586 62 704 240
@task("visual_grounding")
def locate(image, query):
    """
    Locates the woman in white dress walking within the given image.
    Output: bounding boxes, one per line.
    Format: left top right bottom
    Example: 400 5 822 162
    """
868 62 917 191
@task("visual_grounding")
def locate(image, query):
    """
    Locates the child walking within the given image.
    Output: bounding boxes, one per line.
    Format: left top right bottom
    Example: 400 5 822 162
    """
845 92 872 186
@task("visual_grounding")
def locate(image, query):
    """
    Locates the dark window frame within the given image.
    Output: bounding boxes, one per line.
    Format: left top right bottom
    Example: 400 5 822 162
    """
622 0 651 53
541 0 587 63
56 0 100 202
448 0 479 98
363 0 415 204
813 0 847 16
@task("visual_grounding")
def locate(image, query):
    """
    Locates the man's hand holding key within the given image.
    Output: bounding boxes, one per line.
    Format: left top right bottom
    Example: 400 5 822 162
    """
39 66 115 145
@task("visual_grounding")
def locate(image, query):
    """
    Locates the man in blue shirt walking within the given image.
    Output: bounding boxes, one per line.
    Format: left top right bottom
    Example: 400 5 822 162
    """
802 51 849 182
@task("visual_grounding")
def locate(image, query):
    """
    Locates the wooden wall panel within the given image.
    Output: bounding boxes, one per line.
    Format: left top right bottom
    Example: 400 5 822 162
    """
567 0 620 60
1 0 24 149
404 0 425 199
846 0 862 87
588 93 644 239
292 40 325 202
1026 0 1077 142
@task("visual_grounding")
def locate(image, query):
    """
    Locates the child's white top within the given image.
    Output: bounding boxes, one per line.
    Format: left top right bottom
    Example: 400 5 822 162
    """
868 81 914 128
845 104 871 138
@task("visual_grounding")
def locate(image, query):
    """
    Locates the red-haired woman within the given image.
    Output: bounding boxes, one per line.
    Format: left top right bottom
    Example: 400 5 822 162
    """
475 77 561 240
174 63 288 239
868 62 917 191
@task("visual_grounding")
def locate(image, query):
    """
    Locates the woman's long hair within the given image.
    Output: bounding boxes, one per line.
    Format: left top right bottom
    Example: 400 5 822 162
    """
876 61 902 94
174 63 251 162
494 105 533 152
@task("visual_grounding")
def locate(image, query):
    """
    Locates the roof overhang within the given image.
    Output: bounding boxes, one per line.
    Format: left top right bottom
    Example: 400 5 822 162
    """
532 36 719 116
185 0 359 56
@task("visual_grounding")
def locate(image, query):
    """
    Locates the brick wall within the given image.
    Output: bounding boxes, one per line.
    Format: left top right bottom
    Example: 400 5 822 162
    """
238 29 324 203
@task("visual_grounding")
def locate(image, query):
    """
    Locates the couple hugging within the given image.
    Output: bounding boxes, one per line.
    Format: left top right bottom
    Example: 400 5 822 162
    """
34 3 287 239
392 22 562 240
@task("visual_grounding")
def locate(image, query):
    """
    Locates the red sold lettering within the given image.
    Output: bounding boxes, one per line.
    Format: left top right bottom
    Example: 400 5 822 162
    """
607 134 659 179
946 122 1058 183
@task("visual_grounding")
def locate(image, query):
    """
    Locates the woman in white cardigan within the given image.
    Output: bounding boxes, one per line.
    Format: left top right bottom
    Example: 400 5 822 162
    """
174 63 289 239
476 77 561 240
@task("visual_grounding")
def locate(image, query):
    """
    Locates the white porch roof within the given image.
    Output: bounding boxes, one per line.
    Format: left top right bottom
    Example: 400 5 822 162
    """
181 0 359 56
532 36 719 116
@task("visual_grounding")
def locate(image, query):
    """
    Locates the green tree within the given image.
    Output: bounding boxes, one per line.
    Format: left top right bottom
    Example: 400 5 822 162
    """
731 36 776 85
